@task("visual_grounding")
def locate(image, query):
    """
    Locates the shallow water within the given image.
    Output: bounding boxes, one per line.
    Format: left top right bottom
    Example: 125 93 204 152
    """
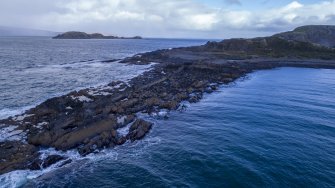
10 67 334 188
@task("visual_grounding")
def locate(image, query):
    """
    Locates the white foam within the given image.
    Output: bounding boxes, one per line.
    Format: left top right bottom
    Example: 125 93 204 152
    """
0 170 32 188
158 110 168 117
87 90 111 96
0 62 155 120
113 83 123 89
86 82 128 96
150 109 169 118
0 123 159 188
0 125 27 142
117 123 132 136
117 116 127 125
34 122 48 129
70 95 93 102
0 62 159 187
119 87 126 92
0 108 30 120
0 148 82 188
178 101 190 111
86 81 130 97
25 60 114 74
11 114 34 122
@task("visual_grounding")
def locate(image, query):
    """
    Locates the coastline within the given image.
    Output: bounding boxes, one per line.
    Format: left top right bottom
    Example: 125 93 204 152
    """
1 40 335 175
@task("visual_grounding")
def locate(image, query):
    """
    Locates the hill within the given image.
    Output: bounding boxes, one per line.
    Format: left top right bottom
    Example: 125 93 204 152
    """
273 25 335 48
203 36 335 60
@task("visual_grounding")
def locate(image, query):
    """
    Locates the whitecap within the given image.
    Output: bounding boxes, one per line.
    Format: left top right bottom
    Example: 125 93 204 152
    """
0 125 27 142
117 122 132 136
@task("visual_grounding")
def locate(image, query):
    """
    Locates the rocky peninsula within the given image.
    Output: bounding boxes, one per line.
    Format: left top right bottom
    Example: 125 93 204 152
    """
1 25 335 175
53 31 142 39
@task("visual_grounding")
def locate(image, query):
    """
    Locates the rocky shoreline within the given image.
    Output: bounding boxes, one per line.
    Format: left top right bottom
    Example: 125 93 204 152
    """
1 26 335 175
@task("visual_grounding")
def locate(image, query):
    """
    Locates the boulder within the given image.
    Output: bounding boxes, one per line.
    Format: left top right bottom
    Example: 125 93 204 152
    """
0 141 38 175
29 155 66 170
126 119 152 142
160 100 179 110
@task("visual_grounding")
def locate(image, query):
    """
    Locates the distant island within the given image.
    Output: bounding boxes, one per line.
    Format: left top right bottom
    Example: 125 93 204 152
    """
53 31 142 39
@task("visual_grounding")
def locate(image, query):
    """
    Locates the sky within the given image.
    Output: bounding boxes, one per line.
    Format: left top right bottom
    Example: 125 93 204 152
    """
0 0 334 39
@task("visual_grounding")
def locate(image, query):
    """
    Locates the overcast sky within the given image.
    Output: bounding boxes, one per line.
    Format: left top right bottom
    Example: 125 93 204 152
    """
0 0 334 38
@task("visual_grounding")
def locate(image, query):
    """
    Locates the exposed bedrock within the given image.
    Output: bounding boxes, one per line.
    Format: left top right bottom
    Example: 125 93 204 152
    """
0 61 256 174
0 141 38 174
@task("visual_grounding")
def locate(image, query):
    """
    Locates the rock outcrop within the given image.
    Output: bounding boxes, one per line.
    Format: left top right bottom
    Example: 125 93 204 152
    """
126 119 153 142
0 141 38 174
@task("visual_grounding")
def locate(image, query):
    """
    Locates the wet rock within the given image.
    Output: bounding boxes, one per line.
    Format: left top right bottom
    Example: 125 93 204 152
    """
58 159 72 167
193 80 206 88
160 100 179 110
53 119 116 151
29 155 66 170
28 132 53 146
145 97 161 106
0 141 38 174
126 119 153 142
205 87 214 93
175 92 189 101
188 92 203 103
117 115 135 128
78 129 118 156
43 155 66 168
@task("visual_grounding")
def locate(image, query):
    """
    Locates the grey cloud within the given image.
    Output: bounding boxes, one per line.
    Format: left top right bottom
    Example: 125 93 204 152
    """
0 0 334 39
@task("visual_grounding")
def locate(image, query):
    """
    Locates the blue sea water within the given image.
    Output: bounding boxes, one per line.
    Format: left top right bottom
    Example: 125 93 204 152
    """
0 38 335 187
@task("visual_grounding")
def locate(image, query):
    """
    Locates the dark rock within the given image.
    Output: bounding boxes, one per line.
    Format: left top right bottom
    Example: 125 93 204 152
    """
43 155 66 168
160 101 179 110
117 136 127 145
145 97 161 106
78 129 119 156
126 119 153 142
28 132 53 146
117 115 135 128
53 119 116 151
188 92 203 103
0 141 38 174
58 159 72 167
29 155 66 170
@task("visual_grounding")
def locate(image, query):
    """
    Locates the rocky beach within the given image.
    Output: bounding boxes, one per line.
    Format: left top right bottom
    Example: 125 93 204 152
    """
1 25 335 175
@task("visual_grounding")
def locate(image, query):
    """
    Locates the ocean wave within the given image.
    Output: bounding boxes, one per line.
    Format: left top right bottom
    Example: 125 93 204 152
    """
0 132 162 188
0 62 155 120
0 107 34 120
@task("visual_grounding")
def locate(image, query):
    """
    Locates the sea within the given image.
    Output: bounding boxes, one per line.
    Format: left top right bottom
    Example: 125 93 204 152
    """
0 37 334 188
